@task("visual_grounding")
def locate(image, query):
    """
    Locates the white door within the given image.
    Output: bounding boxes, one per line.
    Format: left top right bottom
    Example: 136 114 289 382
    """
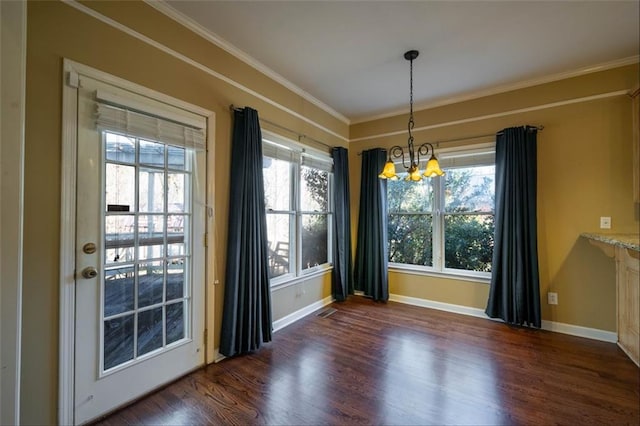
73 76 206 424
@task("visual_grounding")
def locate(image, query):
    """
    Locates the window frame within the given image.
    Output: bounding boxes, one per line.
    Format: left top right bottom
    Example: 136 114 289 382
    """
262 131 334 288
387 143 495 283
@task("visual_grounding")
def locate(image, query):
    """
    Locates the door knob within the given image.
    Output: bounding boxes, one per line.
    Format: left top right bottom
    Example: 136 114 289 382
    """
81 266 98 279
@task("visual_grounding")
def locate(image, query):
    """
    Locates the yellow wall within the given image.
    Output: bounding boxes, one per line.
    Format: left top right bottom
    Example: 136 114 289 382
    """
350 64 639 332
23 1 344 423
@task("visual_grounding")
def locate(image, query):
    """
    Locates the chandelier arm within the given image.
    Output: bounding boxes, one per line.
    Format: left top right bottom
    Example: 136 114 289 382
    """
416 142 431 164
388 145 410 170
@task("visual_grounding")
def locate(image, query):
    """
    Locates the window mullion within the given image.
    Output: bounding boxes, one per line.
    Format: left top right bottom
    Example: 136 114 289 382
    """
293 159 301 277
432 176 444 271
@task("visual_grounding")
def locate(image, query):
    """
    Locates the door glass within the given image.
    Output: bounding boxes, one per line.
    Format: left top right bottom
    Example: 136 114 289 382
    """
102 131 191 372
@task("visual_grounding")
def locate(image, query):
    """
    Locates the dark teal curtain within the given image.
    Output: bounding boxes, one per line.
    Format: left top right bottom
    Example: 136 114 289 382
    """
354 148 388 302
220 107 272 357
331 147 353 301
486 126 541 327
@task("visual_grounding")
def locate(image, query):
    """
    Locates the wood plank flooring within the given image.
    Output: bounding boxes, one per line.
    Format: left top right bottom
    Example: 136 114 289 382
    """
95 296 640 425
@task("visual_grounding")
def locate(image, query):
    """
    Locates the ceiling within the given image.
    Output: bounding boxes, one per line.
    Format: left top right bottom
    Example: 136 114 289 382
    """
162 1 639 123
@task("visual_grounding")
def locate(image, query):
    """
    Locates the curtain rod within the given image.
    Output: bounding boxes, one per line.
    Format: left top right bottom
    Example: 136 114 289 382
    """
356 125 544 155
229 105 334 150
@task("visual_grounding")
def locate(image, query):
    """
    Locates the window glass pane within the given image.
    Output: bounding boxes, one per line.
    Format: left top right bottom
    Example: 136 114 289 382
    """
387 179 432 213
301 214 327 269
137 307 163 356
168 173 186 213
301 166 328 211
138 215 164 261
137 261 164 308
106 164 135 212
166 258 185 301
104 265 135 316
139 169 164 213
139 139 165 167
105 215 135 264
104 314 134 370
266 213 291 278
167 214 186 256
388 214 433 266
445 166 495 213
263 157 291 211
105 133 135 163
444 214 494 272
166 302 185 345
167 145 186 170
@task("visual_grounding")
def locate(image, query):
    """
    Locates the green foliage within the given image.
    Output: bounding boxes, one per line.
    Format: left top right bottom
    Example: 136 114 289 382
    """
444 214 494 272
388 214 432 266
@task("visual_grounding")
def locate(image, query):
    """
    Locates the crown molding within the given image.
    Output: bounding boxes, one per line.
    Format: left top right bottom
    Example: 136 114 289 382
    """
145 0 350 125
61 0 348 143
352 55 640 125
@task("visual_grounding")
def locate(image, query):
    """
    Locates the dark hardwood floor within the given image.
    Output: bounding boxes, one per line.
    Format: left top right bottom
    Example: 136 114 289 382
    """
96 296 640 425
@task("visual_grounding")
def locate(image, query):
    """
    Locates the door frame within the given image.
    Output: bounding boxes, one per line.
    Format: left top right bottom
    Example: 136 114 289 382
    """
59 59 216 425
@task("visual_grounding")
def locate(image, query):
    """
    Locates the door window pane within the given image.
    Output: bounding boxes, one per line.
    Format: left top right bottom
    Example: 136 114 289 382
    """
105 133 135 163
104 314 134 370
106 164 135 212
137 261 164 308
168 173 186 213
139 169 164 213
166 302 184 345
168 145 186 170
166 259 184 301
105 215 135 264
139 139 165 167
104 266 135 316
137 307 163 356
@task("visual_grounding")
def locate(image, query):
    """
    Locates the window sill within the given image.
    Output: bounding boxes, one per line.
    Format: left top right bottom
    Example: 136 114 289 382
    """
270 265 333 291
389 264 491 284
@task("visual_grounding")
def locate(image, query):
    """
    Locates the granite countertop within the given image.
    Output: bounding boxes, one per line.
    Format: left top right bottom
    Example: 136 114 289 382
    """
581 233 640 252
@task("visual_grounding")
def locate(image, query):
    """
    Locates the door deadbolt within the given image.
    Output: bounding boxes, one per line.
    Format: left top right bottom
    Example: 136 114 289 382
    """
82 242 97 254
81 266 98 279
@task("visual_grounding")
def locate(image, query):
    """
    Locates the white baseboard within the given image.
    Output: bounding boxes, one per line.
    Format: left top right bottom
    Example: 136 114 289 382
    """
389 293 617 343
272 295 334 333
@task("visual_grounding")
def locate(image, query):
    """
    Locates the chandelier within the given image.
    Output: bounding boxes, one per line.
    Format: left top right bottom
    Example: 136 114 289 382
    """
378 50 444 181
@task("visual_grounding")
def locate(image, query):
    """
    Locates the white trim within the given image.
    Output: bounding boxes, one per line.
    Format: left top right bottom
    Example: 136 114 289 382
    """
0 1 26 424
541 320 617 343
389 294 617 343
352 56 640 124
350 90 630 142
389 265 491 285
61 0 349 143
59 61 80 426
272 296 334 332
59 59 215 425
145 0 349 125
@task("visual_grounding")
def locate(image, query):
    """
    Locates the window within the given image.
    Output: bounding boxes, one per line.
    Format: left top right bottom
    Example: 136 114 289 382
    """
387 145 495 279
262 134 333 285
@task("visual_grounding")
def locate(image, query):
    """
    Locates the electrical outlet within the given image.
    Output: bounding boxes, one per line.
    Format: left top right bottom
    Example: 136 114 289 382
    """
600 216 611 229
548 292 558 305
